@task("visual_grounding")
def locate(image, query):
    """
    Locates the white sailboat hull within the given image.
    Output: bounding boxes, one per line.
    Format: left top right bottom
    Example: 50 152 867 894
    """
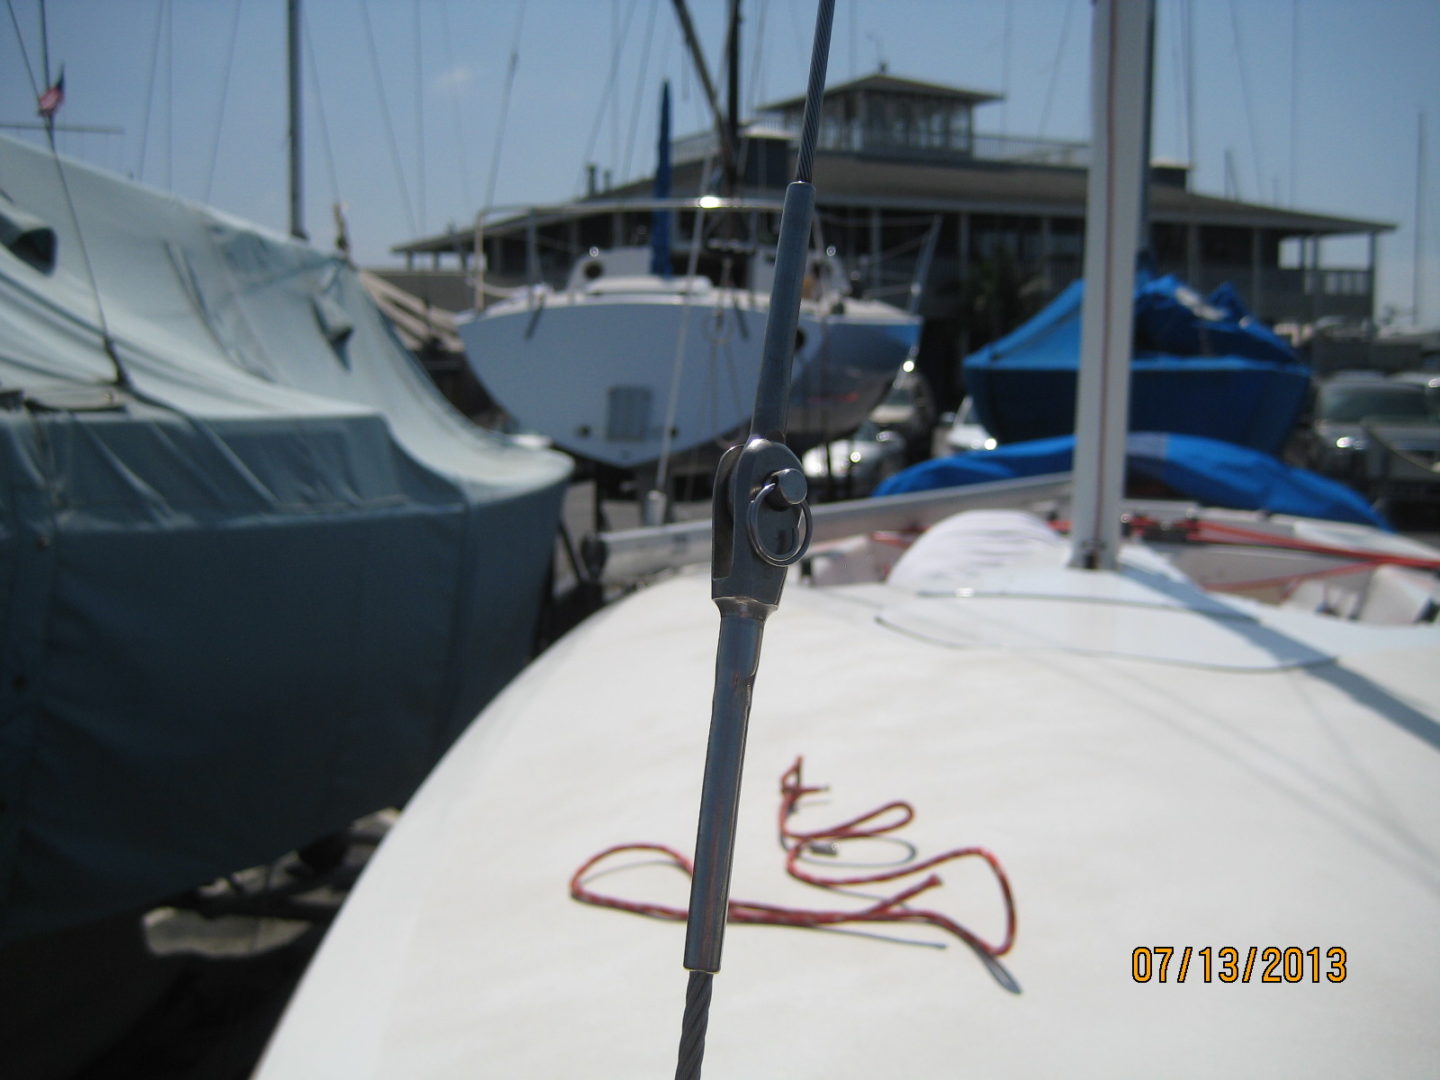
458 288 919 468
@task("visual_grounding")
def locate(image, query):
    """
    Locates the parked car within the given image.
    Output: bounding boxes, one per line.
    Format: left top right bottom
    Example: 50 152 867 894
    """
942 397 998 454
1301 373 1440 508
802 420 909 499
868 366 936 462
1392 370 1440 411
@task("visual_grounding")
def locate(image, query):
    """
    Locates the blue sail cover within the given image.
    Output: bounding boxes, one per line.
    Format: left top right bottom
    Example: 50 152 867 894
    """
874 432 1389 530
962 273 1310 456
0 135 572 943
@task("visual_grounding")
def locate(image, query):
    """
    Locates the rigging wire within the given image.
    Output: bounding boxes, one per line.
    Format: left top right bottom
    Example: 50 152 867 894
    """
673 8 835 1075
618 0 661 188
359 0 417 236
1165 1 1185 167
4 0 39 96
1226 0 1265 202
439 0 473 211
1183 0 1196 170
135 0 164 182
24 2 131 388
414 3 424 234
202 0 243 203
745 0 768 118
1036 0 1078 142
163 0 172 190
782 0 805 70
1165 0 1185 166
482 0 526 211
302 7 344 234
575 0 640 198
1416 112 1429 325
653 202 710 501
1296 0 1307 208
1000 0 1011 137
611 0 620 175
653 12 675 102
37 0 47 88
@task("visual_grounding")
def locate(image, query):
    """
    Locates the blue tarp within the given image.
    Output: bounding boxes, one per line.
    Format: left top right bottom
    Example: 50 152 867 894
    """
874 432 1390 530
0 135 572 944
962 274 1310 457
1134 276 1297 362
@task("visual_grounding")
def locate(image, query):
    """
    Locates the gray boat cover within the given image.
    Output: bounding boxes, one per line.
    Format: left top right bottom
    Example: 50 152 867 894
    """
0 135 571 944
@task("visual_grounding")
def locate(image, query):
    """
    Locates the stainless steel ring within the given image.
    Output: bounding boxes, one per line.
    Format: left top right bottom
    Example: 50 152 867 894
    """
745 481 812 567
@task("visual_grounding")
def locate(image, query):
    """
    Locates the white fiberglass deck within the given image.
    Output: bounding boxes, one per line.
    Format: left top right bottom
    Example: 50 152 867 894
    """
258 527 1440 1078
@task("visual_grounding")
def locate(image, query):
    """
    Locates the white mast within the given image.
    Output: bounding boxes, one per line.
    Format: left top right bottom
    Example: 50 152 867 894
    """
1068 0 1153 571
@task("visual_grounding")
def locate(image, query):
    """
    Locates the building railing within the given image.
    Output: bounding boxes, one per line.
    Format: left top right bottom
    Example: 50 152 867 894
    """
970 134 1090 167
698 120 1095 169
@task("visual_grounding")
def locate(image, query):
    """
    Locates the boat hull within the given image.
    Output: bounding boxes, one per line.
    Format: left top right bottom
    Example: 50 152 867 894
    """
459 291 918 468
258 535 1440 1077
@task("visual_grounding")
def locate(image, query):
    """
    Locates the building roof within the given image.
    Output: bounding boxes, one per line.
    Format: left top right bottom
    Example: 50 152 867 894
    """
392 151 1389 259
759 71 1002 112
392 60 1389 259
800 153 1392 234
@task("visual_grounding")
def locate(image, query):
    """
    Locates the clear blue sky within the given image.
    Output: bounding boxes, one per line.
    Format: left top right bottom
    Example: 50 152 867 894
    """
3 0 1436 327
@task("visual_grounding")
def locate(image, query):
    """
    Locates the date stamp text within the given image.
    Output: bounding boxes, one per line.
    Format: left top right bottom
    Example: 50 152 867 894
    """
1131 946 1347 984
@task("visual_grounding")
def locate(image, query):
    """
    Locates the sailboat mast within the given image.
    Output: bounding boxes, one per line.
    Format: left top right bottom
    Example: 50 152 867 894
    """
670 0 735 192
1138 2 1156 256
1416 112 1426 325
725 0 740 197
288 0 306 241
1068 0 1152 571
651 82 673 277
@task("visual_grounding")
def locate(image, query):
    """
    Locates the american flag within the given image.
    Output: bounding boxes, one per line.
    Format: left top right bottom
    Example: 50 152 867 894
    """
37 70 64 119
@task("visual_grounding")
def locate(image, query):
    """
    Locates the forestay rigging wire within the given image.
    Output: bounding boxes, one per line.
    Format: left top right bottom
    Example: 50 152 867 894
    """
202 0 243 203
135 0 164 184
575 0 641 197
413 4 424 233
1226 0 1266 201
4 0 39 98
618 0 662 187
439 0 474 212
359 0 417 237
653 202 708 500
1037 0 1078 142
11 0 130 388
302 7 347 249
483 0 526 211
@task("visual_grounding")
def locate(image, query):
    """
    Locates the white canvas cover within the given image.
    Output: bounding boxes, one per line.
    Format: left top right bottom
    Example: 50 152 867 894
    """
0 135 571 944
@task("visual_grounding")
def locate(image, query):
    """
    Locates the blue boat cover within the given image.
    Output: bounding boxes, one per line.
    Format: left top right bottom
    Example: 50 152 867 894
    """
874 432 1390 531
0 135 572 943
962 273 1310 457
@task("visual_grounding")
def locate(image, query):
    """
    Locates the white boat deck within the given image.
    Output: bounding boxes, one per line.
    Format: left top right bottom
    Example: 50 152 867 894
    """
257 525 1440 1077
